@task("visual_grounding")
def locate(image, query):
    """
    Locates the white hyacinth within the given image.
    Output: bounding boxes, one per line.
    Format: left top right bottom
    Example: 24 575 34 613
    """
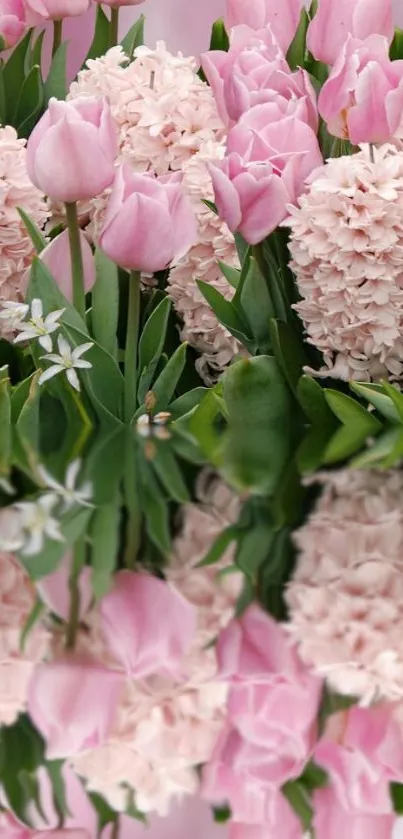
13 298 65 352
36 459 92 511
39 334 93 392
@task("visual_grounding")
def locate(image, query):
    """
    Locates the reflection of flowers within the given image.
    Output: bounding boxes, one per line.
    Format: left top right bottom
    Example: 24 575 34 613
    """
13 298 65 352
0 301 29 331
37 459 92 511
39 334 93 392
16 495 64 556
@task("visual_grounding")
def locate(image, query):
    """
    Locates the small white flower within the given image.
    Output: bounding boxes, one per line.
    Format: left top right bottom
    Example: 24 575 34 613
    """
38 334 93 392
0 506 25 551
136 411 171 440
16 494 64 556
36 458 92 510
0 476 16 496
13 298 65 352
0 301 29 330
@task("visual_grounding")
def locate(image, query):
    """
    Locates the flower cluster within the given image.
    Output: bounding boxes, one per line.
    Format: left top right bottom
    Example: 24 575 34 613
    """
0 127 48 334
286 468 403 702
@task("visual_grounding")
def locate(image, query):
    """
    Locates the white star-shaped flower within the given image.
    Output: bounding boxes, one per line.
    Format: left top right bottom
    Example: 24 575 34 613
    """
36 459 92 510
38 334 93 392
13 298 65 352
16 494 64 556
0 301 29 330
0 506 25 551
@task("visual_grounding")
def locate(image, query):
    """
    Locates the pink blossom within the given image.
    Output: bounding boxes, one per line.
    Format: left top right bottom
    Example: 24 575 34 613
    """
37 553 93 622
318 35 403 144
224 0 304 54
0 0 26 49
307 0 394 65
285 145 403 381
27 97 117 203
201 25 317 129
40 230 95 301
94 0 143 6
0 126 48 330
229 817 302 839
23 0 90 23
98 571 197 679
0 552 49 725
209 104 322 244
99 165 197 272
28 654 124 758
286 469 403 701
316 705 403 814
313 787 396 839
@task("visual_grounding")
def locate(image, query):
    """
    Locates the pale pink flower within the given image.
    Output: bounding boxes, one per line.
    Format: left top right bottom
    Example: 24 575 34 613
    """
0 126 48 333
313 787 396 839
286 469 403 702
0 551 49 724
285 145 403 380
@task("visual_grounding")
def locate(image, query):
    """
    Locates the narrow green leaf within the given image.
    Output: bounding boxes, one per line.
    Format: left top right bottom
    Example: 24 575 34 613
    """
141 481 171 555
350 381 400 423
351 428 403 469
92 249 119 357
0 374 11 475
89 792 118 834
298 375 335 425
20 599 45 653
325 389 381 432
150 442 189 503
18 207 47 254
169 387 208 419
391 782 403 815
138 296 171 372
239 256 274 353
30 30 46 69
91 498 120 599
270 319 308 394
120 14 145 59
197 280 252 346
80 428 125 506
189 389 224 467
236 523 274 579
286 8 309 70
44 41 68 104
15 371 41 472
15 65 44 137
282 782 313 833
218 262 240 290
84 5 109 63
151 342 187 411
3 30 33 123
208 17 229 51
381 380 403 424
46 760 70 825
324 426 379 464
197 525 238 567
297 425 335 473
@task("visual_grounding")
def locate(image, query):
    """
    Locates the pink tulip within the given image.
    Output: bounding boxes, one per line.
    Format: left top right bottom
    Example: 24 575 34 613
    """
28 655 123 759
0 0 26 49
229 818 302 839
37 553 93 622
225 0 304 54
313 787 395 839
93 0 144 6
27 97 117 203
209 104 322 245
98 165 197 272
201 24 317 129
307 0 394 66
23 0 90 22
40 230 95 301
98 571 197 678
0 812 90 839
318 34 403 144
315 705 403 814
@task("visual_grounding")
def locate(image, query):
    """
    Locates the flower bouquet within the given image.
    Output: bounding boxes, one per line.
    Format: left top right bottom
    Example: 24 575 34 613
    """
2 0 403 836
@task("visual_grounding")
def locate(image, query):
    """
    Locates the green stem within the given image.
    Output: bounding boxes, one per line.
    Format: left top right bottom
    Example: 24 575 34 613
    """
65 539 86 650
124 270 141 422
65 202 85 320
52 19 63 56
123 437 141 569
109 7 120 47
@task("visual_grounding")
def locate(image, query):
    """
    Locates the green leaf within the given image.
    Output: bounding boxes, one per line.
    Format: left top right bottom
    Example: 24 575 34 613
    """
150 441 190 503
350 382 400 423
28 256 89 334
391 782 403 814
197 280 252 347
137 297 172 403
20 599 45 653
92 249 119 357
297 375 335 425
236 522 274 580
18 207 47 254
140 462 171 555
381 380 403 423
120 14 145 60
238 256 274 354
197 524 238 567
91 497 121 599
297 425 335 473
270 319 309 394
286 8 309 70
300 762 329 793
323 390 382 463
222 356 292 495
84 5 109 63
390 28 403 60
0 716 45 826
208 17 229 51
282 782 313 833
3 30 33 123
169 387 208 419
189 389 224 467
46 760 70 825
44 41 67 104
18 507 92 580
89 792 118 834
14 371 41 473
151 342 187 411
352 428 403 470
234 232 249 264
15 64 44 138
218 261 240 290
81 427 126 506
30 30 46 69
0 373 11 476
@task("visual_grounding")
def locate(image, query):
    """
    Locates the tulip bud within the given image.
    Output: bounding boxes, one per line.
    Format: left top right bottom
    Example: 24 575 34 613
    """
0 0 26 49
99 165 197 273
27 97 117 203
225 0 304 53
40 229 95 301
23 0 90 23
307 0 394 66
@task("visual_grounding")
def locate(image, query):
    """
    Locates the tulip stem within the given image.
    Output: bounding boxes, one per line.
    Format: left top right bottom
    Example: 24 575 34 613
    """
124 270 141 422
65 201 86 321
66 539 86 650
109 7 120 47
52 20 63 56
369 144 375 163
123 437 141 569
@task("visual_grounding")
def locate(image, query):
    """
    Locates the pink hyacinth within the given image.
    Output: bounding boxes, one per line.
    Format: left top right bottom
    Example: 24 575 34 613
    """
0 126 48 331
286 469 403 702
201 25 317 129
0 552 49 725
285 144 403 381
